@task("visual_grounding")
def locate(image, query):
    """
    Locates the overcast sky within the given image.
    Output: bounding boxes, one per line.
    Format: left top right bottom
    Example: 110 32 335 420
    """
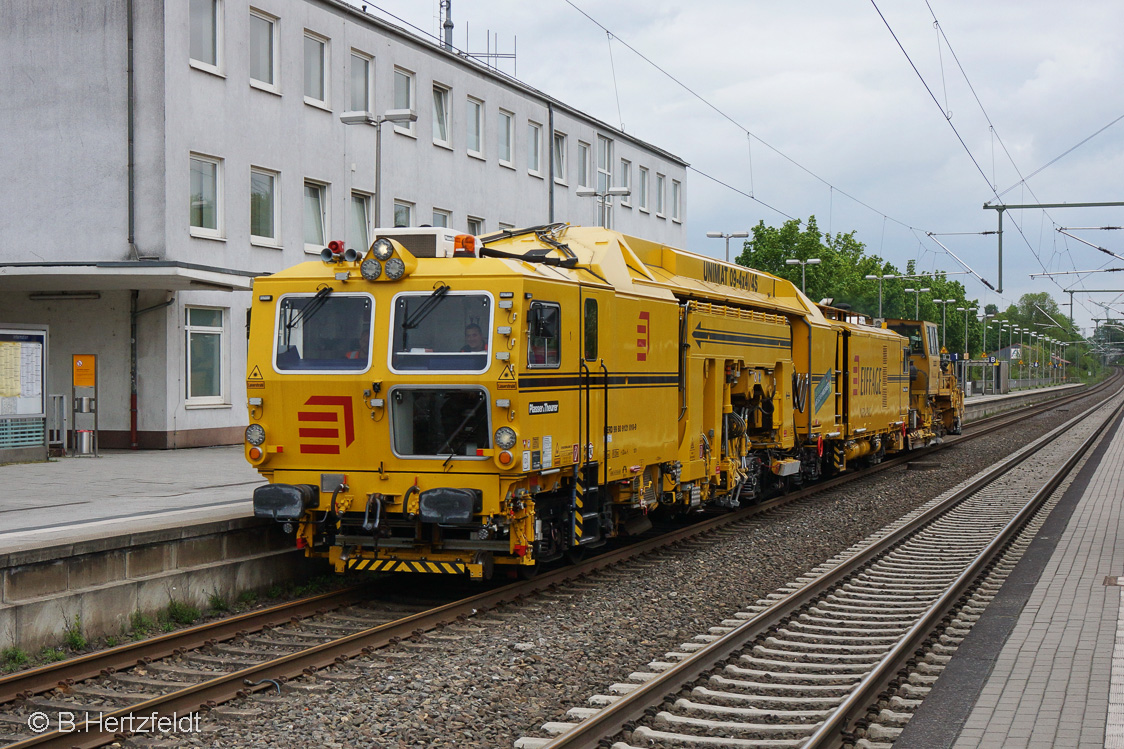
363 0 1124 334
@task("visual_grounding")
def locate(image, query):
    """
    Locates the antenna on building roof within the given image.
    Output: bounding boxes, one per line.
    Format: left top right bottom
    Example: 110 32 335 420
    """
440 0 453 51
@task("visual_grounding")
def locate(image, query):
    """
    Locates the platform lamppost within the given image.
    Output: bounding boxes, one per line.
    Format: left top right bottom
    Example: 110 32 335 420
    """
340 108 419 227
706 230 749 263
577 186 631 228
933 298 956 351
785 257 821 294
863 273 897 319
903 287 930 319
956 305 975 358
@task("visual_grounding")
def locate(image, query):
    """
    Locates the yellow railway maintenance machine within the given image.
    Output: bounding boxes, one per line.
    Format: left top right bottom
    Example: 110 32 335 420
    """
246 225 911 579
885 318 965 444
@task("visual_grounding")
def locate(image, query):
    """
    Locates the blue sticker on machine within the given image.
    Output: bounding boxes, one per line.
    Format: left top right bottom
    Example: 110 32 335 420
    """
813 369 833 413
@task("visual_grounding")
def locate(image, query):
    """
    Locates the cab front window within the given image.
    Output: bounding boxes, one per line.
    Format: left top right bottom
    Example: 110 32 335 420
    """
888 324 924 356
390 291 492 372
390 387 491 458
274 292 373 371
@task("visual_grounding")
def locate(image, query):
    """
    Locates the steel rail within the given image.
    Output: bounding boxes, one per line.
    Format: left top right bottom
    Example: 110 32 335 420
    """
804 392 1124 747
0 586 370 705
537 380 1124 749
3 375 1113 747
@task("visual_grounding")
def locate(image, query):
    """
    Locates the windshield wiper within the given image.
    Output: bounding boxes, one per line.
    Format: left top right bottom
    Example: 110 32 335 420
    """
438 394 485 461
403 282 450 330
285 286 333 332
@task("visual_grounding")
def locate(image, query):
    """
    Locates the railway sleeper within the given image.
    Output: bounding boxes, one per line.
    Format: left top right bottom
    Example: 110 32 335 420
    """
737 655 873 673
787 621 908 636
672 698 831 722
709 675 855 695
651 710 821 737
751 646 886 663
691 687 845 708
723 664 863 684
826 594 940 608
775 628 901 644
628 725 808 747
763 636 893 653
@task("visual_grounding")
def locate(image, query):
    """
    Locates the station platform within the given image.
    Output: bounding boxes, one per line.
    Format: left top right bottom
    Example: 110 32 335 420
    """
896 398 1124 748
962 381 1084 421
0 446 260 555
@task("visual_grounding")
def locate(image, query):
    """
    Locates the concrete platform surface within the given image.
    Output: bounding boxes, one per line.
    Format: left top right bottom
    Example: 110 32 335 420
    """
0 446 261 554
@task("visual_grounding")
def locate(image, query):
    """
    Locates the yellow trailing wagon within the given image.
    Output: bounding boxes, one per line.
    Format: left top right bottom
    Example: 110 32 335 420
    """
244 225 961 579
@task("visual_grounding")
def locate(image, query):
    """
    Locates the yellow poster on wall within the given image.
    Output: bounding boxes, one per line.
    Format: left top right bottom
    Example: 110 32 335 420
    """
73 355 97 388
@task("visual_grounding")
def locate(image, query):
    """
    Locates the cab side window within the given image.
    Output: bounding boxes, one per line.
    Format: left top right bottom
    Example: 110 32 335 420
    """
527 301 561 367
583 298 598 361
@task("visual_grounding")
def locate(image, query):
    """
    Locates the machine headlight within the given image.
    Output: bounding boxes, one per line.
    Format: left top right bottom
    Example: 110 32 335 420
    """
245 424 266 446
384 257 406 280
360 258 382 280
371 238 395 261
494 426 517 450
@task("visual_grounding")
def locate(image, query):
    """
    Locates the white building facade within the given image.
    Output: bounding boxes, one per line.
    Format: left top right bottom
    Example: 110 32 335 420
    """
0 0 688 451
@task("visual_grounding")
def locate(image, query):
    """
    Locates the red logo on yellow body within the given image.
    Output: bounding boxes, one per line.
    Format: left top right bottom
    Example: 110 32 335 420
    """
297 396 355 454
637 311 650 362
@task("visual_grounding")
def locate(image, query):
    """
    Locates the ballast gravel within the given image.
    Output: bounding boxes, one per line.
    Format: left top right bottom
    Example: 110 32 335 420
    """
173 398 1094 749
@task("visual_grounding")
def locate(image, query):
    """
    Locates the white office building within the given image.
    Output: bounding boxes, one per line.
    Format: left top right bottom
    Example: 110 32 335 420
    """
0 0 688 454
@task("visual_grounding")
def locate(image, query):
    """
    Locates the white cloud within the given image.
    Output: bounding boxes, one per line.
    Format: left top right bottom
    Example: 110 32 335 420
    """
361 0 1124 331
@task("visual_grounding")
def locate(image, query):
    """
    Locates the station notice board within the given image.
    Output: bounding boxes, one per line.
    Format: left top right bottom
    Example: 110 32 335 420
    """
0 328 46 417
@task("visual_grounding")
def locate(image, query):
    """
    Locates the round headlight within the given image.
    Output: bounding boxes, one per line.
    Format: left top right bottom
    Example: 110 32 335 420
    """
385 257 406 280
245 424 266 446
494 426 517 450
371 237 395 261
360 258 382 280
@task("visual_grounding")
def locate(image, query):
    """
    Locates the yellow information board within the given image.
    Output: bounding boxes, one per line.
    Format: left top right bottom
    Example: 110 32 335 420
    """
73 355 97 387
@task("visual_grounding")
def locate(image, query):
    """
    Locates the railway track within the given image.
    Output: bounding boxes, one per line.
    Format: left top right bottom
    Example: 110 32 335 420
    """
514 381 1124 748
0 380 1108 748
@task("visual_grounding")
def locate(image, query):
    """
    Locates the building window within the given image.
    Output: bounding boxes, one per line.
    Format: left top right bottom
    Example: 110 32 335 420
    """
619 159 632 206
597 136 613 228
527 122 542 176
432 84 451 147
432 209 451 228
249 10 276 90
303 181 327 250
393 200 413 227
394 69 415 134
638 166 649 211
250 168 278 244
467 216 483 235
656 173 666 216
303 32 328 106
350 193 371 252
672 179 682 221
190 0 221 71
185 307 225 404
498 110 514 167
552 132 567 184
577 142 590 188
498 222 514 233
189 154 222 238
466 97 483 157
350 52 372 111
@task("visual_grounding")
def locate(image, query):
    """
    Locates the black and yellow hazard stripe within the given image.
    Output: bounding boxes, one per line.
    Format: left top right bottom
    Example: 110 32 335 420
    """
348 558 467 574
573 476 586 541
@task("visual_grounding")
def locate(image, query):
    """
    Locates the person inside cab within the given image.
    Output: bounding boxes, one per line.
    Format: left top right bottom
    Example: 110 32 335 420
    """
461 323 487 352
